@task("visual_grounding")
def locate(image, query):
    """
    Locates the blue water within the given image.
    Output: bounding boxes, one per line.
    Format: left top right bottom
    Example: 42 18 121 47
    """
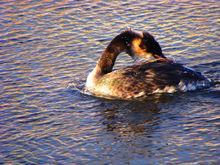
0 0 220 164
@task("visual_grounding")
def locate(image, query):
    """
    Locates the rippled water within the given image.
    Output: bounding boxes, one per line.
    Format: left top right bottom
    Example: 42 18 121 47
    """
0 0 220 164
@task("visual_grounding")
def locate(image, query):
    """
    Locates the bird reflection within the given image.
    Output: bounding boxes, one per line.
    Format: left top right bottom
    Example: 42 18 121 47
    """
100 94 174 137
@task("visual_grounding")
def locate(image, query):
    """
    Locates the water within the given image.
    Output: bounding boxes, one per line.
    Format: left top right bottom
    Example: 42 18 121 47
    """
0 0 220 164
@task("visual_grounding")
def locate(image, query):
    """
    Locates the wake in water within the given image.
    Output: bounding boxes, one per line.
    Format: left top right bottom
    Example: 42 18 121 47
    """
67 77 92 97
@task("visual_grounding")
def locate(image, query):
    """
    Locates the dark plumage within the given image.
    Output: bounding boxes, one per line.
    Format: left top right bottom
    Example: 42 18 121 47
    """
96 60 211 99
86 30 212 100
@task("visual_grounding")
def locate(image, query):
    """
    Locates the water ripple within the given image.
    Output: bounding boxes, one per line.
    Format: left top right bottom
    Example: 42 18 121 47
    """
0 0 219 164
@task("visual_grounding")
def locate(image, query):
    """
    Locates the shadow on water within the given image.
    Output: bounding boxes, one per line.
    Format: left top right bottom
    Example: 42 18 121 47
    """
68 79 180 136
99 100 161 137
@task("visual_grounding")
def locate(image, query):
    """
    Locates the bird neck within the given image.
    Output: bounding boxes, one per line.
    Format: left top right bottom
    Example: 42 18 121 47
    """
94 33 130 75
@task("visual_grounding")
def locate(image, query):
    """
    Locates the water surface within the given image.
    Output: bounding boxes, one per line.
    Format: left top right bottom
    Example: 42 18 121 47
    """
0 0 220 164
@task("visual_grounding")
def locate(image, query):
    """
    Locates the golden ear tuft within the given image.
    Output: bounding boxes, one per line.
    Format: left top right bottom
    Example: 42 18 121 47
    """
131 38 145 54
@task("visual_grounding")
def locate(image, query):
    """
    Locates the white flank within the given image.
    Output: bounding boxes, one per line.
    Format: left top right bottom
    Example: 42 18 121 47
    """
152 78 212 94
153 86 177 94
178 79 212 92
86 69 112 96
85 71 96 91
133 91 146 98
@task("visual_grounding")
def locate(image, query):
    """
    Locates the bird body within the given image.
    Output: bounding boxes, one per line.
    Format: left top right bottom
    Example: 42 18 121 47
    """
86 30 212 100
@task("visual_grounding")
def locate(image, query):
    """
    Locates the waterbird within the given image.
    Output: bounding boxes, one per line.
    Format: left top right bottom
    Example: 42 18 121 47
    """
85 30 212 100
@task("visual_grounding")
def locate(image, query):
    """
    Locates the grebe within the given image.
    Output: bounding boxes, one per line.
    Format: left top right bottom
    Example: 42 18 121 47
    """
86 30 212 99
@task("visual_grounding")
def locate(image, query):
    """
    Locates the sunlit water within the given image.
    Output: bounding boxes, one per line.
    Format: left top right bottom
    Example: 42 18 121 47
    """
0 0 220 164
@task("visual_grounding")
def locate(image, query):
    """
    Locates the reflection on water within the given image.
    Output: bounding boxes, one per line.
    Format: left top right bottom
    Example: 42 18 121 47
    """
0 0 220 164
